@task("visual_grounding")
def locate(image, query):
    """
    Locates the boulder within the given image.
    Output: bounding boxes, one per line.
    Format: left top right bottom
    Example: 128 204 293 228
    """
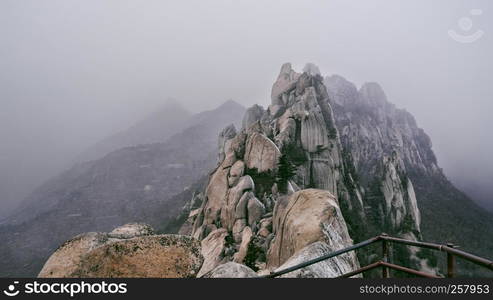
72 235 203 278
229 131 247 158
244 132 281 173
267 189 358 271
109 223 154 239
233 226 253 264
275 242 360 278
38 232 109 278
197 229 229 278
198 159 231 229
39 223 159 277
232 219 247 243
218 124 237 162
258 217 272 238
247 196 265 227
40 232 203 278
235 191 254 220
228 160 245 187
202 262 258 278
220 176 254 230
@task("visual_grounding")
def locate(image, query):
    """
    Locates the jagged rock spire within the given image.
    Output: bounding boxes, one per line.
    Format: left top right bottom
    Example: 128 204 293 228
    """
188 64 365 277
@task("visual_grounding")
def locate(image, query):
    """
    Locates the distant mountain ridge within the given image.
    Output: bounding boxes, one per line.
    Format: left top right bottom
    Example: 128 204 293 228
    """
76 100 192 163
0 100 245 277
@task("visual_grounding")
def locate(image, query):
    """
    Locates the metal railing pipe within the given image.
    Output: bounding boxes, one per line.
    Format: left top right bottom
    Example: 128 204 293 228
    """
441 246 493 271
263 233 493 278
379 235 443 251
381 233 389 278
337 261 382 278
379 262 441 278
262 236 382 278
380 235 493 271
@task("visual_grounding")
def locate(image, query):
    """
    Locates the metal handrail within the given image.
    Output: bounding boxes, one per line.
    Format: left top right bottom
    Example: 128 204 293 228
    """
338 261 440 278
337 261 382 278
263 234 493 278
261 236 381 278
379 235 493 271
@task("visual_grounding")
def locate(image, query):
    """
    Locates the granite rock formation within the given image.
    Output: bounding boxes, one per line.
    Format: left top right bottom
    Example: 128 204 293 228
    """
186 64 364 277
39 224 203 278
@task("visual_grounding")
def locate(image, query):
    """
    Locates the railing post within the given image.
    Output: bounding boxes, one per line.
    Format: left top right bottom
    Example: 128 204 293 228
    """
381 233 389 278
447 243 456 278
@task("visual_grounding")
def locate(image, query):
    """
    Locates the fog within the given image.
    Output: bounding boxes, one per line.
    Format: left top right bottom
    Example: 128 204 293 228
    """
1 0 492 217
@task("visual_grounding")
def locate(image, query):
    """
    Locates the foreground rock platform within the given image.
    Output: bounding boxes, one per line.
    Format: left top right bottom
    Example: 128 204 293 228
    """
39 223 203 278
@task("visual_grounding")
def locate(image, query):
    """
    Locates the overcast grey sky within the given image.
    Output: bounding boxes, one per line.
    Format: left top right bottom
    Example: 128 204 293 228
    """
1 0 492 215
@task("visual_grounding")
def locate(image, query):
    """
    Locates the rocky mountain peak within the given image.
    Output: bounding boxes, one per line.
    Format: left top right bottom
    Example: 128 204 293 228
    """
271 63 301 106
302 63 321 76
175 63 437 277
324 74 360 107
359 82 389 107
180 64 370 277
242 104 265 130
216 99 244 111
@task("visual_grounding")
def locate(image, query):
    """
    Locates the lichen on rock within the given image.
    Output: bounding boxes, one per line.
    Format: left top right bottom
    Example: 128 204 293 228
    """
39 224 203 278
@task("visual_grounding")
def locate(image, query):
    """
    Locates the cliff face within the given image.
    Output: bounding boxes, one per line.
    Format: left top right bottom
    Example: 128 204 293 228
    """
325 74 493 276
326 76 439 179
325 75 428 238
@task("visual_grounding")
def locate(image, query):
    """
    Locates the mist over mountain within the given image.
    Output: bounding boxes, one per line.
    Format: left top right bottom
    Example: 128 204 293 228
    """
0 100 244 277
448 171 493 213
2 0 493 219
1 63 492 278
0 99 192 220
76 100 192 163
0 0 492 279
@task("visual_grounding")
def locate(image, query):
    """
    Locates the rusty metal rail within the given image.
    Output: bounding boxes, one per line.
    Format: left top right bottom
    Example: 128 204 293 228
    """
262 236 381 278
338 261 440 278
262 233 493 278
379 235 493 272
